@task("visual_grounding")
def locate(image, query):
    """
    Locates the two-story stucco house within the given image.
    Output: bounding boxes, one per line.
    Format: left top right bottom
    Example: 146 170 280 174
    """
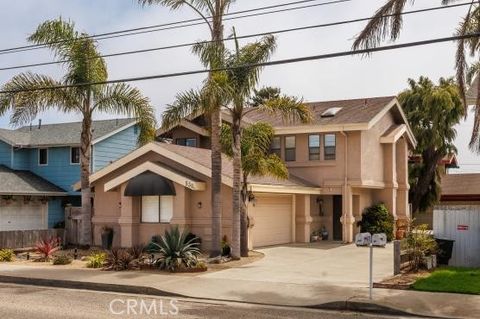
0 118 140 232
88 96 416 250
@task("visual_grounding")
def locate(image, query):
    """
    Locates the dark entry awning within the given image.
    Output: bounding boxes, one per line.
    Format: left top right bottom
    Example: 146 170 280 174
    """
124 171 176 196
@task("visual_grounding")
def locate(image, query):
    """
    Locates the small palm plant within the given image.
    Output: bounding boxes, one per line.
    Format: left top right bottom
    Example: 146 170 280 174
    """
35 237 61 262
151 227 201 272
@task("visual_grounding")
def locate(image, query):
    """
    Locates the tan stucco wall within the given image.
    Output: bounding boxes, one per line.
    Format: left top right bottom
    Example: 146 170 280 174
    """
91 150 234 250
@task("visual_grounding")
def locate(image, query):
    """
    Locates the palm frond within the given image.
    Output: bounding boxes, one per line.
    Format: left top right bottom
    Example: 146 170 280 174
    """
0 72 79 126
258 96 312 124
352 0 411 51
93 83 156 145
161 89 204 130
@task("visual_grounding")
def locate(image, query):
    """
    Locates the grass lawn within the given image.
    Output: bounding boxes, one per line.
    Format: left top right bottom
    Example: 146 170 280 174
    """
412 267 480 295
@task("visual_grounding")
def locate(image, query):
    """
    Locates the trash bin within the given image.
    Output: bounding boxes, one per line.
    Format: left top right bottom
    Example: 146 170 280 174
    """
435 238 455 265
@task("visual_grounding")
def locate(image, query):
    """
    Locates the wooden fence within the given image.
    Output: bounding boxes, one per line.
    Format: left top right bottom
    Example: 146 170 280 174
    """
433 205 480 267
64 206 82 246
0 229 64 249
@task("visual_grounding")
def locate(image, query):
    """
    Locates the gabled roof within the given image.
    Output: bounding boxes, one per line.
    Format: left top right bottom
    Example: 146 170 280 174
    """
0 118 136 147
159 96 416 147
244 96 396 127
0 165 67 196
81 142 321 194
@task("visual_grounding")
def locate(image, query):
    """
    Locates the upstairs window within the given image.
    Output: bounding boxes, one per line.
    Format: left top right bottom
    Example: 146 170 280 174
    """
141 196 173 223
324 134 336 160
71 147 80 165
285 136 296 162
270 136 281 158
176 138 197 147
308 135 320 160
38 148 48 166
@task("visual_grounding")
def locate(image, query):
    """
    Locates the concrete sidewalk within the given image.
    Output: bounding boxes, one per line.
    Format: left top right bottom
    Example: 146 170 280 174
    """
0 263 478 318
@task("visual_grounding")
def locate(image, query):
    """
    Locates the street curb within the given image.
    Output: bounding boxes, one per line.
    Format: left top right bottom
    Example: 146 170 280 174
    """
0 275 446 318
309 301 440 318
0 275 187 299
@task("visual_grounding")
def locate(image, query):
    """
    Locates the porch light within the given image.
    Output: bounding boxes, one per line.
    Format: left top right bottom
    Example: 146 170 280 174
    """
197 202 202 209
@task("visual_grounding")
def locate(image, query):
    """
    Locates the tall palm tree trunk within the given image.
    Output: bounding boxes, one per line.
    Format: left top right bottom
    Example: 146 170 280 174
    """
240 176 249 257
209 0 224 257
79 113 93 246
231 120 242 259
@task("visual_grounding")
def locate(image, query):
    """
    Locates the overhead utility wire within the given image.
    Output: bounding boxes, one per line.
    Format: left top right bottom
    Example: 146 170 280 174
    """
0 0 349 55
0 1 472 72
1 32 479 95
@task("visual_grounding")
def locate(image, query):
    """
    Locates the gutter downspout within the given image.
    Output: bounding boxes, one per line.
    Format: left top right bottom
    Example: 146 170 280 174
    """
340 131 349 243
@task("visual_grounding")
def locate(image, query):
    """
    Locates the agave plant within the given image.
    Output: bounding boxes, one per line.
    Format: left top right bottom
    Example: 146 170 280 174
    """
35 237 61 262
151 227 201 272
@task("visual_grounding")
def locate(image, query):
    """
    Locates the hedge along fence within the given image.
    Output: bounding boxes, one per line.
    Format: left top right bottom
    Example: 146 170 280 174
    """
0 229 64 249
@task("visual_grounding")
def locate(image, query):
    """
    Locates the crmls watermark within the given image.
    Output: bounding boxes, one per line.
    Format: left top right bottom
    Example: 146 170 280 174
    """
109 298 179 316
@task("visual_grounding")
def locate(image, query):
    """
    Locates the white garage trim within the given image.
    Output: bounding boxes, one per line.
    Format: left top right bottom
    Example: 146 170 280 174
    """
250 194 295 248
249 184 321 195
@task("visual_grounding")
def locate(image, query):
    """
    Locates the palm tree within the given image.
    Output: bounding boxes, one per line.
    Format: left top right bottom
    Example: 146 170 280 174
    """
139 0 235 257
191 34 311 257
353 1 480 151
220 122 289 255
0 19 156 246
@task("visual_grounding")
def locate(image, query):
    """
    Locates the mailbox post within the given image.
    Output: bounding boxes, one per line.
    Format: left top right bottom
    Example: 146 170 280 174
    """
355 232 387 300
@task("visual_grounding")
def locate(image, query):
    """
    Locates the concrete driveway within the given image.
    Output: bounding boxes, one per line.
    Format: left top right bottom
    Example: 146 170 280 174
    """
201 242 394 287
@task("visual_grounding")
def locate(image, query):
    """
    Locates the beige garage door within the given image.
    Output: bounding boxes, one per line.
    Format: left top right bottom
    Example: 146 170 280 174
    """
251 194 293 248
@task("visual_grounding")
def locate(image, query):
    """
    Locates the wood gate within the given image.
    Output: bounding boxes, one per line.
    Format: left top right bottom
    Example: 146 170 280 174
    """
433 205 480 267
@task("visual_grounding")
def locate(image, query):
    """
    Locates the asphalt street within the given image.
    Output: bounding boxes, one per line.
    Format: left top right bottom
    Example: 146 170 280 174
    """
0 283 423 319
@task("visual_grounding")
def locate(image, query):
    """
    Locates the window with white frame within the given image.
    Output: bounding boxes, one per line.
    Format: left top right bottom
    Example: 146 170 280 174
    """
38 148 48 166
270 136 281 158
176 138 197 147
324 134 336 160
308 134 320 160
70 147 80 164
141 196 173 223
285 136 296 162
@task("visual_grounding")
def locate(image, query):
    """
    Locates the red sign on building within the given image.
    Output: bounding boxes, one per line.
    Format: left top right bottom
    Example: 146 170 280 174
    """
457 225 469 231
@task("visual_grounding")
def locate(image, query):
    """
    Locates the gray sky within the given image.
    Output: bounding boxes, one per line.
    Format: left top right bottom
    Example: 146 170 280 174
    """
0 0 478 172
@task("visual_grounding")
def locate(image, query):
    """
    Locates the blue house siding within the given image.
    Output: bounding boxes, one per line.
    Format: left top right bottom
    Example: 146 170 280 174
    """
0 140 12 167
12 148 30 170
28 147 80 195
48 198 64 228
93 125 139 171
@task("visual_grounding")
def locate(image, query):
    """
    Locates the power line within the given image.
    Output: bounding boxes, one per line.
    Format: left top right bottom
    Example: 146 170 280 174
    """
1 32 479 95
0 0 349 56
0 1 472 72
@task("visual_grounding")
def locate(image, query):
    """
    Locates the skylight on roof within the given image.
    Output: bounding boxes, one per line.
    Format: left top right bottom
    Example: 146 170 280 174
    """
321 107 343 118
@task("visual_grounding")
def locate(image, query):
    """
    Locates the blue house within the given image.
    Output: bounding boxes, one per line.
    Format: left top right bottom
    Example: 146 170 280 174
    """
0 118 140 231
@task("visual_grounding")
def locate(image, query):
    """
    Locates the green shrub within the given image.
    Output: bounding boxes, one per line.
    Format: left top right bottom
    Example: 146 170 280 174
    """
406 224 437 271
86 252 107 268
52 254 72 265
151 227 201 272
357 203 394 241
0 249 14 262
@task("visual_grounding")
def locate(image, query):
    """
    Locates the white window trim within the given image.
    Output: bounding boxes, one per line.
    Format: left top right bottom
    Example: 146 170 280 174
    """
38 148 48 166
141 196 173 224
70 147 80 165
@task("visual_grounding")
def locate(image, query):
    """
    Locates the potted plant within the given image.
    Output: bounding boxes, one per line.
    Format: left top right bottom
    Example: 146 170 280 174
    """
320 226 329 240
395 219 407 240
101 226 114 250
